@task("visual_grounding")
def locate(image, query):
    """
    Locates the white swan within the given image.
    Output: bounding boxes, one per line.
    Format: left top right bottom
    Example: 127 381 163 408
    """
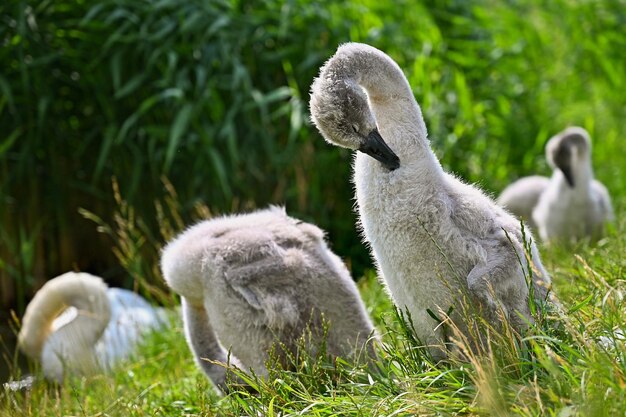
532 127 613 242
18 272 166 382
497 176 550 229
160 206 376 391
309 43 552 359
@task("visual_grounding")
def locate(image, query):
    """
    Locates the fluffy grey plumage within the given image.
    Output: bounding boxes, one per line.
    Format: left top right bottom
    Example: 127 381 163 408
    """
160 206 376 391
532 126 613 242
310 43 552 359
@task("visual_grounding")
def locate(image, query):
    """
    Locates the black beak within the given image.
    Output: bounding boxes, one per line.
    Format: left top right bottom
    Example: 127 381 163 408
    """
560 166 575 188
358 129 400 171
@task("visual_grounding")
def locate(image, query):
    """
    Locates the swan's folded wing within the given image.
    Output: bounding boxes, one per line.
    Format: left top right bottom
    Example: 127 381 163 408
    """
593 181 614 222
466 233 534 331
223 244 306 330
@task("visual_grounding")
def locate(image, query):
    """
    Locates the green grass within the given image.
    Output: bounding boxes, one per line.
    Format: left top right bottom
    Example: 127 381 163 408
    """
2 202 625 416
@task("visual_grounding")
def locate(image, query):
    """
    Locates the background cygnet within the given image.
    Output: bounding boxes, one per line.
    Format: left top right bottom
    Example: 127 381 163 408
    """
310 43 552 359
18 272 166 383
160 206 376 392
532 126 613 242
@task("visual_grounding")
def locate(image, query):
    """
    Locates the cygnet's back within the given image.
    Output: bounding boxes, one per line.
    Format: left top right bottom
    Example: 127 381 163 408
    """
497 175 550 229
161 206 375 391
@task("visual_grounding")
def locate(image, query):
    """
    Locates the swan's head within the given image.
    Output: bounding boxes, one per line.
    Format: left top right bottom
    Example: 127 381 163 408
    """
546 126 591 187
309 49 400 171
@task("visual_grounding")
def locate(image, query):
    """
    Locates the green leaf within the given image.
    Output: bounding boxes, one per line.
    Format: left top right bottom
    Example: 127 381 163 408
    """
0 128 21 156
164 103 194 172
567 293 594 314
209 148 232 199
114 74 147 99
0 75 15 114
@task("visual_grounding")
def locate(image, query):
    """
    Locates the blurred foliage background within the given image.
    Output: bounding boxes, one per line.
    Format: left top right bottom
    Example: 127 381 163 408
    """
0 0 624 312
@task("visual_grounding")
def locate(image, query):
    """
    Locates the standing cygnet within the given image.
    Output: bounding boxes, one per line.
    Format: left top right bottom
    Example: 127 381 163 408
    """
310 43 552 359
497 176 550 229
532 127 613 242
18 272 166 382
160 206 376 391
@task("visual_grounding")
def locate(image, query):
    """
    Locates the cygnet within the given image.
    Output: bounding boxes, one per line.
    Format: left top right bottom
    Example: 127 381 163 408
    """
532 127 613 242
160 206 376 391
309 43 552 359
18 272 166 382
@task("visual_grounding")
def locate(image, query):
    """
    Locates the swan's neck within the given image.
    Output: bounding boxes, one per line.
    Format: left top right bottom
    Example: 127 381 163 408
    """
368 95 436 165
161 234 211 305
352 50 439 171
555 159 594 195
47 314 107 356
42 313 108 380
320 45 442 176
18 273 111 360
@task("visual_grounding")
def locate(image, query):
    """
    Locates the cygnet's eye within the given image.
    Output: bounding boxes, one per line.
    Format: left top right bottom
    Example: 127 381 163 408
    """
351 124 359 134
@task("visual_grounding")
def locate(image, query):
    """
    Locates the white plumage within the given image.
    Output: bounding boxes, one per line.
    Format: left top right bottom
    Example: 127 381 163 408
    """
498 127 613 242
18 272 166 382
160 206 376 391
532 127 613 242
310 43 552 358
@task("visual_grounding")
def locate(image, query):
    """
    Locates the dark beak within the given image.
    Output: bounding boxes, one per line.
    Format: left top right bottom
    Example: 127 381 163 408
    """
560 166 575 188
358 129 400 171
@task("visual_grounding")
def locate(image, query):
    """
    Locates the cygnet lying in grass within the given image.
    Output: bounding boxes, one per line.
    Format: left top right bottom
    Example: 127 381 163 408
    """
18 272 166 382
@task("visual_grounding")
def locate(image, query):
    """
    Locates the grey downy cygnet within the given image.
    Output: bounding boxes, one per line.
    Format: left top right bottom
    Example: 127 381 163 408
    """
309 43 552 359
532 127 613 242
160 206 376 391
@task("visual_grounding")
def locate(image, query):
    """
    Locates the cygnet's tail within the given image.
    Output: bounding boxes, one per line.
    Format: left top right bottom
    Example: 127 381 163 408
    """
18 272 111 360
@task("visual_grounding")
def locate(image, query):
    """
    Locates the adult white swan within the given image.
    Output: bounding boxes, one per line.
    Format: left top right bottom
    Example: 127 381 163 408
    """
160 206 376 391
18 272 166 382
309 43 552 359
